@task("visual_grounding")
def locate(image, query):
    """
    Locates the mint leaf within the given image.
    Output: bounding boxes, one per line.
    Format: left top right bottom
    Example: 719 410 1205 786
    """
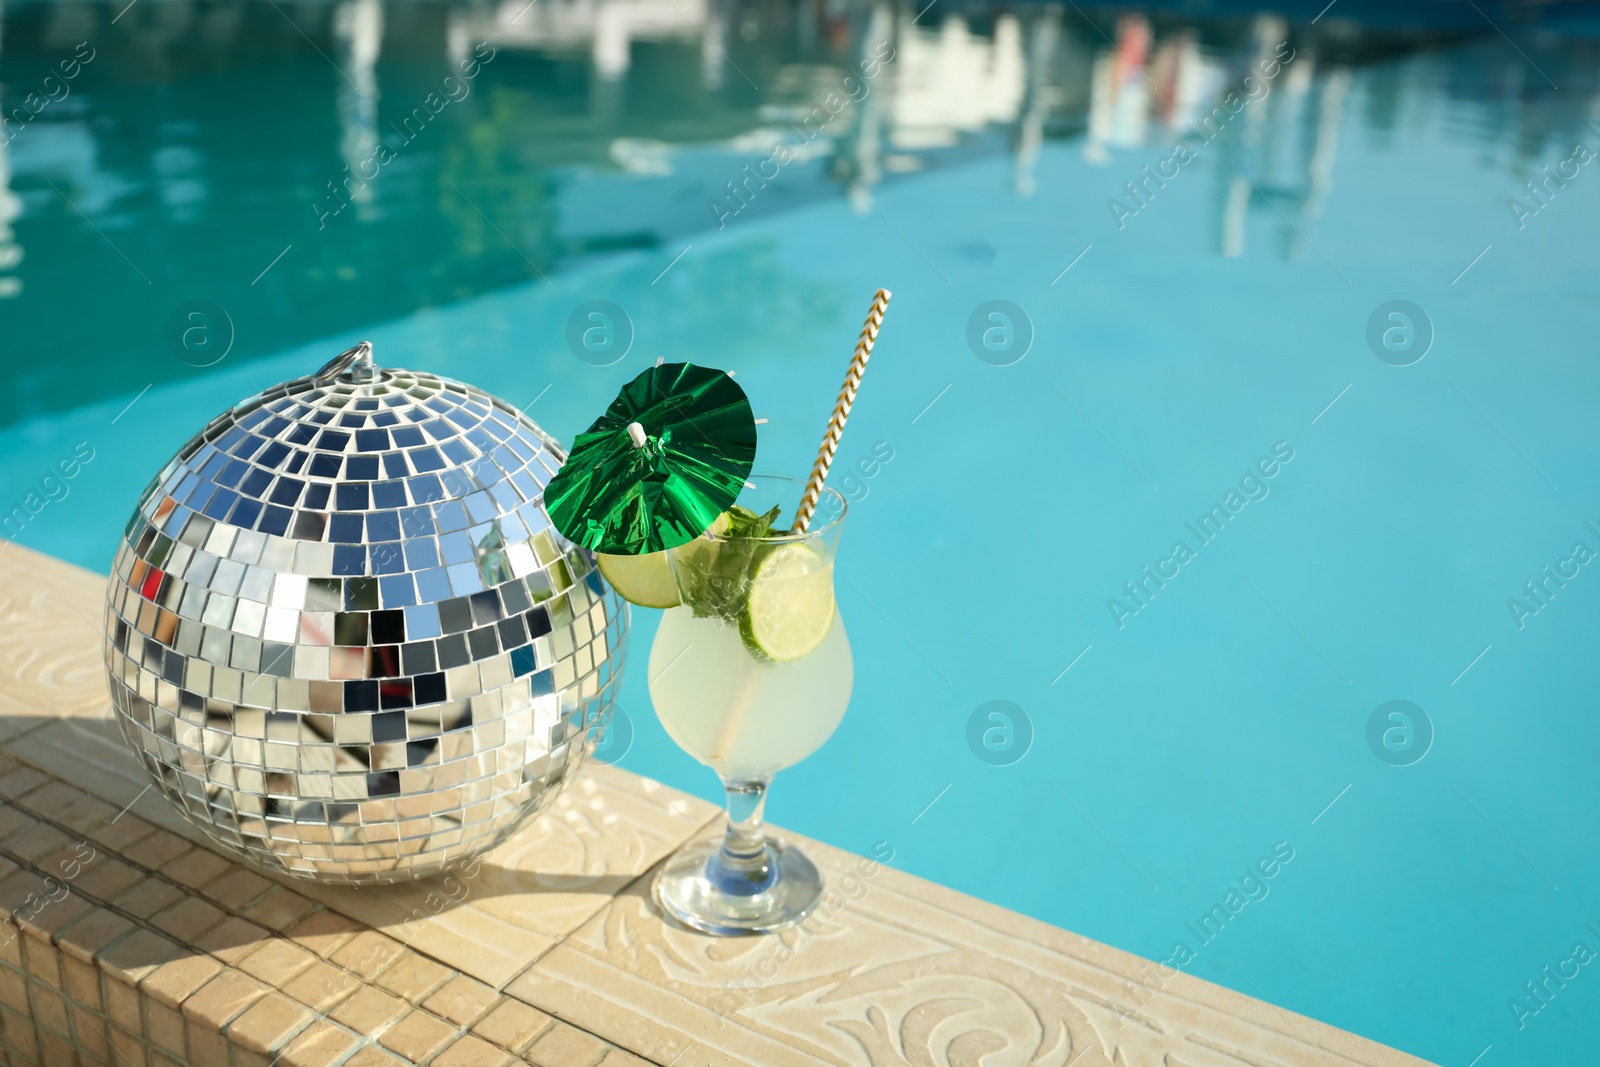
682 506 782 621
723 504 781 540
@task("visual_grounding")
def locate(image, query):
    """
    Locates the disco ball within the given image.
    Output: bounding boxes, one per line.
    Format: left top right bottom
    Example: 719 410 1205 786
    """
102 343 627 884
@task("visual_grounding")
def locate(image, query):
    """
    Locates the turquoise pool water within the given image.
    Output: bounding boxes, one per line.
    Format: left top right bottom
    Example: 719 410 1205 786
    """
3 2 1600 1062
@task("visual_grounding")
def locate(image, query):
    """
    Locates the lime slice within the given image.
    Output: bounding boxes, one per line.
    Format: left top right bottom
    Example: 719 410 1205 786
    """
739 544 835 662
596 550 679 608
597 512 731 608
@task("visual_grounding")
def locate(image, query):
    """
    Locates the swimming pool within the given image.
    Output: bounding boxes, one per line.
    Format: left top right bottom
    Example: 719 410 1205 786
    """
3 2 1599 1062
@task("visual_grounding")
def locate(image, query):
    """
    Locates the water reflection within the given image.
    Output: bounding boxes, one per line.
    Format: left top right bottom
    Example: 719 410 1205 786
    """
0 0 21 301
1084 13 1152 159
1012 6 1061 198
0 0 1594 424
335 0 384 217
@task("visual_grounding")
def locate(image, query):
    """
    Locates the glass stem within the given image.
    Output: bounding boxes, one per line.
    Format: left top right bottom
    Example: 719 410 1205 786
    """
712 776 775 895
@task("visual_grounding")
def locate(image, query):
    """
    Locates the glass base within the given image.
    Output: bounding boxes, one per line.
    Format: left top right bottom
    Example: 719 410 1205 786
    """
652 837 822 936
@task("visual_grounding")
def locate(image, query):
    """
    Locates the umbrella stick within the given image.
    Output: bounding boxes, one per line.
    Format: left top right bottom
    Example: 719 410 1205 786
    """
791 289 892 534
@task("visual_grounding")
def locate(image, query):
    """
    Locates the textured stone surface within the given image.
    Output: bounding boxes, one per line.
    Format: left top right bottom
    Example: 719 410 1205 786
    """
0 542 1435 1066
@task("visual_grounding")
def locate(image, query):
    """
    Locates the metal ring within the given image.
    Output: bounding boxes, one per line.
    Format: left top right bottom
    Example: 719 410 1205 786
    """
313 340 378 384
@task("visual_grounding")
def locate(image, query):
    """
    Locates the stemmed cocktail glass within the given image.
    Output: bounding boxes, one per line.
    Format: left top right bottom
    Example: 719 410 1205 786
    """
546 290 891 936
648 475 850 935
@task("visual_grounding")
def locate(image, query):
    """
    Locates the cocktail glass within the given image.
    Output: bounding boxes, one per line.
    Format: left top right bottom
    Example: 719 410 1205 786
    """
648 474 851 935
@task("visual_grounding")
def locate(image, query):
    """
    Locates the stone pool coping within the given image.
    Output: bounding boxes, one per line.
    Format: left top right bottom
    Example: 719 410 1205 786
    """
0 542 1434 1067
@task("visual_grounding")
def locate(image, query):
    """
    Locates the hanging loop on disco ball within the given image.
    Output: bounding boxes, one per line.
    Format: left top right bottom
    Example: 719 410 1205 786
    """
103 343 628 884
313 340 380 385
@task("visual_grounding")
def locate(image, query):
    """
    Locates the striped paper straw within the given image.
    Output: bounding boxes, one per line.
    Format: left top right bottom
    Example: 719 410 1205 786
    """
791 288 892 534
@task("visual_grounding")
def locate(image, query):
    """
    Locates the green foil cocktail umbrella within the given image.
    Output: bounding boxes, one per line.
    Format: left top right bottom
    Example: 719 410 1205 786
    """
545 362 757 556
